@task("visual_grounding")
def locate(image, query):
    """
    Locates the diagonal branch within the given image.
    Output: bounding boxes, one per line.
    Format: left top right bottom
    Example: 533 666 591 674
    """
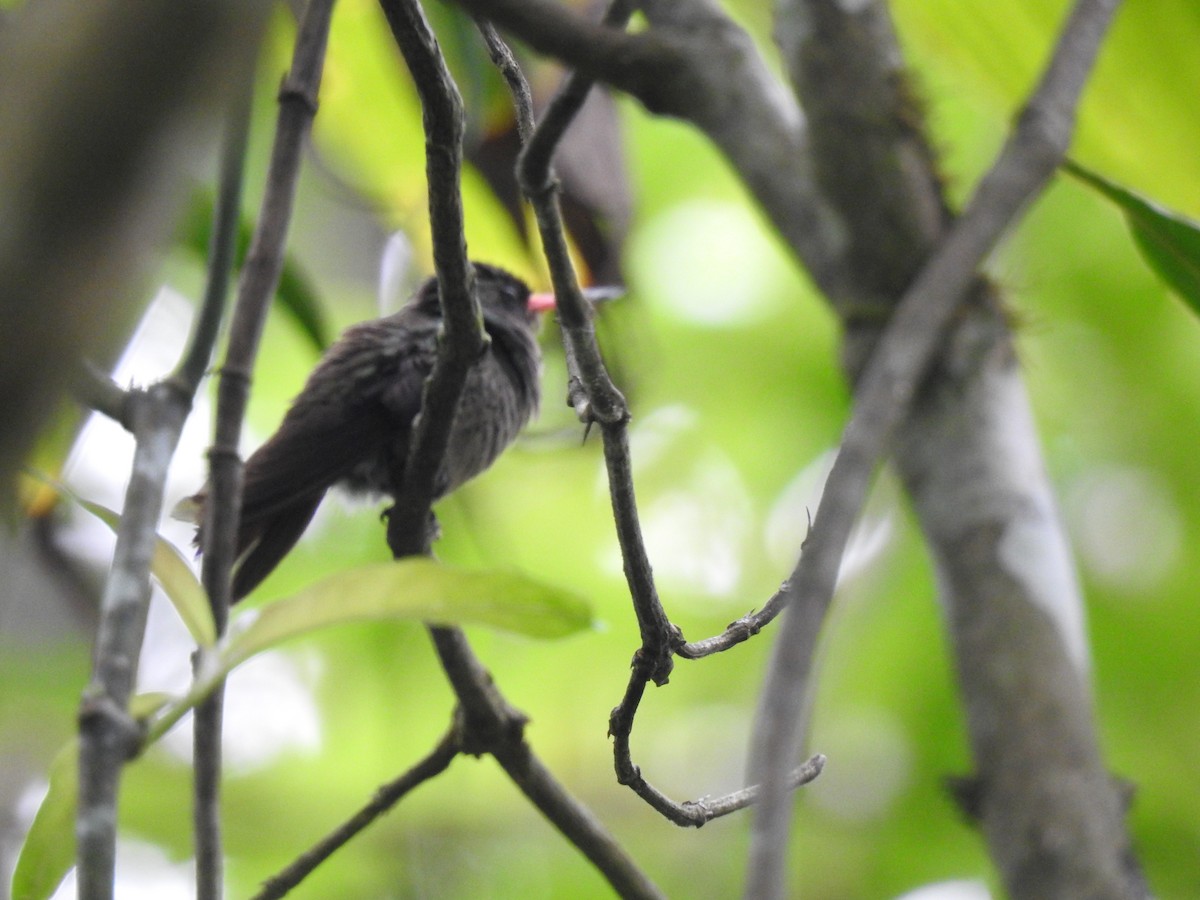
479 4 823 828
746 1 1126 896
251 724 460 900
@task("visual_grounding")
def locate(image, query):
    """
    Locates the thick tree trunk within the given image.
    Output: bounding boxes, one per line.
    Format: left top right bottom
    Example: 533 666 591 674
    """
778 0 1144 894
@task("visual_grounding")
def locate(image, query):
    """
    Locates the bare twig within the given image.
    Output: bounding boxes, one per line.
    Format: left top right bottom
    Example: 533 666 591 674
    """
676 581 793 660
193 4 335 896
746 1 1124 896
377 0 483 559
175 70 256 395
251 726 460 900
498 0 674 680
377 2 663 896
606 665 825 826
482 2 820 829
73 362 136 429
515 0 637 180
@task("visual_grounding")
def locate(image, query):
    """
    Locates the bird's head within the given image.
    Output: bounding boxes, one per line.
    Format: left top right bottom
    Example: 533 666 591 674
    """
413 262 623 330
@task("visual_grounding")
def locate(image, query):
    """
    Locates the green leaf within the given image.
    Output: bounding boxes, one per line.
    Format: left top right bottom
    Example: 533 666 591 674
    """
230 559 592 659
11 742 75 900
10 696 169 900
1063 160 1200 314
144 559 592 743
26 473 216 647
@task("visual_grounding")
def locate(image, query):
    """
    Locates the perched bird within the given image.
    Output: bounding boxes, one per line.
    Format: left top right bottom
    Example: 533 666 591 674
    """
189 263 556 602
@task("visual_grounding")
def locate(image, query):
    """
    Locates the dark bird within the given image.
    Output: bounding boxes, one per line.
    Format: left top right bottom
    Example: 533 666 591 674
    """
188 263 555 602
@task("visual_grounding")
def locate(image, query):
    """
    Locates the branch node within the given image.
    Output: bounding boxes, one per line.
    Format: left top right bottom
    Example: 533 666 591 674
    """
79 691 145 761
278 73 320 116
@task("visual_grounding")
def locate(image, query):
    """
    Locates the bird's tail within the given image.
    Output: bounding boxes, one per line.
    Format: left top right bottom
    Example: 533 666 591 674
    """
230 493 324 601
178 489 324 602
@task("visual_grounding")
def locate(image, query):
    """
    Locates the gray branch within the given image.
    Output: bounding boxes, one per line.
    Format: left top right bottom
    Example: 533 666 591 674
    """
748 1 1135 897
451 0 1140 896
32 2 273 896
193 3 333 896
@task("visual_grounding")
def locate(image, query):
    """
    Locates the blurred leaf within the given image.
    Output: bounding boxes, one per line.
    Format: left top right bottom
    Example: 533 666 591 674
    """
11 695 170 900
234 558 591 656
1064 160 1200 314
313 0 529 268
25 473 216 647
11 742 74 900
178 190 330 351
23 405 88 511
144 559 592 742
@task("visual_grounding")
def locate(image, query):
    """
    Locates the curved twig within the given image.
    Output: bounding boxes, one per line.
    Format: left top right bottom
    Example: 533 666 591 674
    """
480 1 819 830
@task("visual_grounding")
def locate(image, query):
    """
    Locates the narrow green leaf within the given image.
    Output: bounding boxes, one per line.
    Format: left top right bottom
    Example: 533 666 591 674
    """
11 743 76 900
143 560 593 744
27 473 216 647
1064 160 1200 315
229 558 592 660
10 696 169 900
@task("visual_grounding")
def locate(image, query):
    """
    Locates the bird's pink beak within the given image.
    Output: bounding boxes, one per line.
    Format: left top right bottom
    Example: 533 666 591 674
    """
527 285 623 314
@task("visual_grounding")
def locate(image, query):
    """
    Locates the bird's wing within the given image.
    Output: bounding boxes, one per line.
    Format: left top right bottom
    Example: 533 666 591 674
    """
237 318 431 526
237 398 383 524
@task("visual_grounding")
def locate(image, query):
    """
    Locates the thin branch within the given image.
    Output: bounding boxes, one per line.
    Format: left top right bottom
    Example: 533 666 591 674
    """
428 627 665 899
77 384 190 900
174 70 256 394
473 21 535 143
685 755 825 824
377 0 484 558
482 3 819 828
515 0 638 181
375 5 664 895
605 661 825 826
194 4 334 897
676 581 792 660
494 0 673 679
73 363 136 430
251 725 460 900
745 1 1124 895
73 10 272 893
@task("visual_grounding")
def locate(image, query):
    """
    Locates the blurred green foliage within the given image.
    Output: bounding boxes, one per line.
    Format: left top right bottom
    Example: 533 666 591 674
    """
5 0 1200 897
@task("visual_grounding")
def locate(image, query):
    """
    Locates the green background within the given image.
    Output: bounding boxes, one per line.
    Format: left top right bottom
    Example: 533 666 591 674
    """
6 0 1199 896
